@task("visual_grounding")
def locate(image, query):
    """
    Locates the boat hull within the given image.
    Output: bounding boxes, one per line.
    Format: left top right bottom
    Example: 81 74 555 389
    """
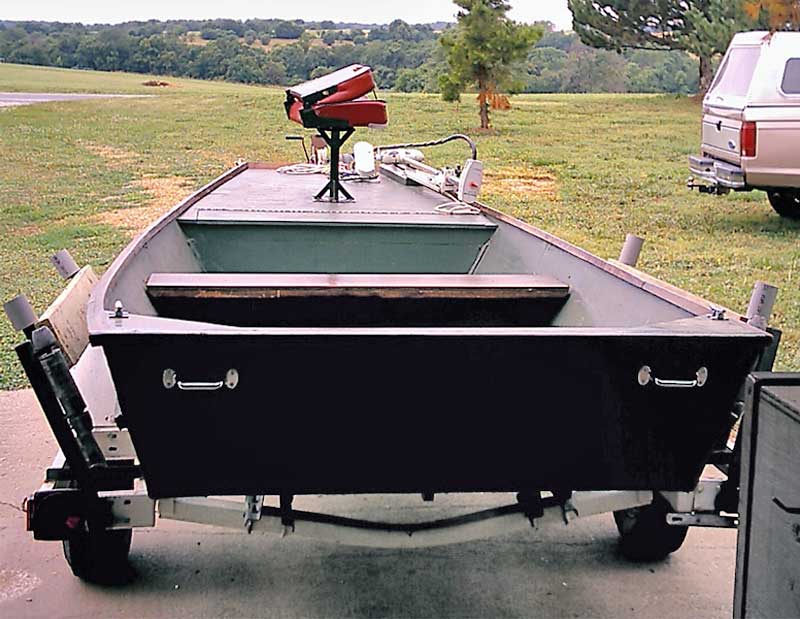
100 328 764 499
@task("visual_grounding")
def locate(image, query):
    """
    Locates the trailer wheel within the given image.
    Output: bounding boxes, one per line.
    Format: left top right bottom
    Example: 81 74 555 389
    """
613 497 688 562
768 191 800 219
63 526 133 584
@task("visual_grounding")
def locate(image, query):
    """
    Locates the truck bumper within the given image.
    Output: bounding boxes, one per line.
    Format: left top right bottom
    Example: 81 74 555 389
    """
688 155 746 191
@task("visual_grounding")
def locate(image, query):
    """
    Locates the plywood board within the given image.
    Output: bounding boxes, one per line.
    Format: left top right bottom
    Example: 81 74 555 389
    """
37 265 98 365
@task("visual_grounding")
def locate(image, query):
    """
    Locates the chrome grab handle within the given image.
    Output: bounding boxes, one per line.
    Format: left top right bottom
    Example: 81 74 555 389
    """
637 366 708 389
178 380 224 391
163 368 239 391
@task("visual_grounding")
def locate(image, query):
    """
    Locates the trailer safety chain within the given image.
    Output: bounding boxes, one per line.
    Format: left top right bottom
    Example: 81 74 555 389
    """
516 492 544 526
280 494 295 534
561 498 579 524
243 495 263 534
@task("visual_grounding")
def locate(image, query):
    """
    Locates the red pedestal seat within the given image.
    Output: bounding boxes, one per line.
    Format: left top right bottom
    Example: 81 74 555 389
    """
284 64 388 201
287 98 388 128
285 64 387 130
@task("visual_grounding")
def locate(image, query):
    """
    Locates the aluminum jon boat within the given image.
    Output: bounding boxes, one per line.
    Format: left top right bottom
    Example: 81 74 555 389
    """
84 156 771 497
90 62 775 496
4 65 780 581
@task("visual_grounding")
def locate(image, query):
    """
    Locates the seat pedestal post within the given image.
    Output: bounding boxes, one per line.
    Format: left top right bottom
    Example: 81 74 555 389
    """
315 128 355 203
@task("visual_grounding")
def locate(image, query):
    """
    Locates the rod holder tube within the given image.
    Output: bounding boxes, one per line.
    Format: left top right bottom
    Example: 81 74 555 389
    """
51 249 80 280
4 294 37 336
618 234 644 267
746 281 778 331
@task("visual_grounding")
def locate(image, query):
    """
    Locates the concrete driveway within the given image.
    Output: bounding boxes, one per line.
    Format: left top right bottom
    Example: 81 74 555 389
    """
0 93 147 107
0 389 737 618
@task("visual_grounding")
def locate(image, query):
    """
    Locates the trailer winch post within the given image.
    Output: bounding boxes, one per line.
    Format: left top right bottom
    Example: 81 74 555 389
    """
31 326 107 470
15 340 96 489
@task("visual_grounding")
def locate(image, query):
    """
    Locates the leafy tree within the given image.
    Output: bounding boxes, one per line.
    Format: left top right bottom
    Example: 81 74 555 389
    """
536 29 579 51
568 0 752 94
525 47 569 92
274 21 304 39
440 0 542 128
744 0 800 28
563 47 627 92
310 65 333 79
321 30 337 46
625 49 697 93
0 16 713 95
682 0 754 91
395 68 427 92
263 60 287 84
200 28 221 41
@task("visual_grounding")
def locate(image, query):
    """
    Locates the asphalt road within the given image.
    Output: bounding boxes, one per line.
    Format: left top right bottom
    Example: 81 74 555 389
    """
0 93 147 107
0 388 738 618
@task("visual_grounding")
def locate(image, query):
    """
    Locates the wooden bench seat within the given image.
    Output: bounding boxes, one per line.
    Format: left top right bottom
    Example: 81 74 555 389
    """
146 273 570 327
146 273 569 300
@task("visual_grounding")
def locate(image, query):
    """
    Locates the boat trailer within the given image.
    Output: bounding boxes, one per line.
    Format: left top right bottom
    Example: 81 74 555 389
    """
3 246 780 582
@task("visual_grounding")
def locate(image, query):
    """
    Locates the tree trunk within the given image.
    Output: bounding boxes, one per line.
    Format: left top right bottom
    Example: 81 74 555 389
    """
479 98 490 129
698 54 714 97
478 78 490 129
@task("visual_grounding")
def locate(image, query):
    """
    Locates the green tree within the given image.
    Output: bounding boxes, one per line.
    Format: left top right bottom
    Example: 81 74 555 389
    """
683 0 754 92
562 48 627 92
525 47 569 92
274 21 304 39
568 0 753 94
744 0 800 28
439 0 542 129
395 68 427 92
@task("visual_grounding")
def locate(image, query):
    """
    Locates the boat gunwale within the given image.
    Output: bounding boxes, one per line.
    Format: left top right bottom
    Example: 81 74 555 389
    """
89 318 770 342
87 161 750 339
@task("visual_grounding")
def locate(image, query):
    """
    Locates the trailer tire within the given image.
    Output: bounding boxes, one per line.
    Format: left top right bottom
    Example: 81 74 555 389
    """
63 527 133 584
613 497 688 562
768 191 800 219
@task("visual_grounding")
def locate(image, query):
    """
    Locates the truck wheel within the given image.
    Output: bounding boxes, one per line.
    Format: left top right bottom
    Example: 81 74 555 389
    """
767 191 800 219
63 526 133 584
613 496 688 561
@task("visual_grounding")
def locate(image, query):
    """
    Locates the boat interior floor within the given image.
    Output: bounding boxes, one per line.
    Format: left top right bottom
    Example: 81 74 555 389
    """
116 166 701 331
144 167 577 327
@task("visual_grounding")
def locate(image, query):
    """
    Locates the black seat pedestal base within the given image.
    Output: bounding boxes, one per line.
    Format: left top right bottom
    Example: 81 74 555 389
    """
315 128 355 203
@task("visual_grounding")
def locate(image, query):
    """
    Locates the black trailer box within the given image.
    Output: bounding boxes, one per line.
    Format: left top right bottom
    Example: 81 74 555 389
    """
734 373 800 619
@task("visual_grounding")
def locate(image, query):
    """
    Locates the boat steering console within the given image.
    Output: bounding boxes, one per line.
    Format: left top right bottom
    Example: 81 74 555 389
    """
285 64 388 202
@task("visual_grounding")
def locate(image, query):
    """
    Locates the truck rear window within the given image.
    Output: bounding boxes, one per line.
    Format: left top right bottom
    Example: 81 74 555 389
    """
782 58 800 94
709 47 761 98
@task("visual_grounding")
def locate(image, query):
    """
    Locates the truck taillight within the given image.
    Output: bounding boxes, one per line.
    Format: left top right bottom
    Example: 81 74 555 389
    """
741 121 757 158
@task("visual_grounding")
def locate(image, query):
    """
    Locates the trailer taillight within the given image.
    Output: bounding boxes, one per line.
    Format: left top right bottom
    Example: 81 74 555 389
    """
741 121 757 158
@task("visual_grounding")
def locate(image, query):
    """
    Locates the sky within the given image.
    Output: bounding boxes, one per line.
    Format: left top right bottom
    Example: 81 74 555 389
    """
0 1 574 31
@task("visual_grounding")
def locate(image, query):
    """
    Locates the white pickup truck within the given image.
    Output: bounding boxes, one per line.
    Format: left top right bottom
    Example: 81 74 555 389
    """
689 31 800 218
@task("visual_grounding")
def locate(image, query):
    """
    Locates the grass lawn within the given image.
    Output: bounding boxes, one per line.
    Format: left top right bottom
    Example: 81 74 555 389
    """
1 61 798 389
